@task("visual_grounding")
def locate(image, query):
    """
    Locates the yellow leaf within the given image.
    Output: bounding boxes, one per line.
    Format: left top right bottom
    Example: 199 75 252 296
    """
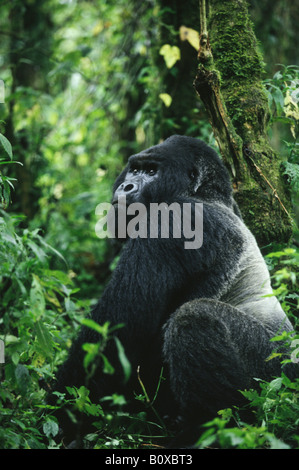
159 93 172 108
284 89 299 138
179 26 200 51
284 90 299 120
92 21 104 36
135 125 146 143
159 44 181 69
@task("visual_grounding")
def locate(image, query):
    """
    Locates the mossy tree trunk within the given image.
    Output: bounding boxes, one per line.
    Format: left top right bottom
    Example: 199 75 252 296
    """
194 0 292 246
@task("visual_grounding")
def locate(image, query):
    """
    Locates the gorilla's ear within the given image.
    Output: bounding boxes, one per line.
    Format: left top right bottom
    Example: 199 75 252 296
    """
192 172 203 195
193 178 202 194
188 167 202 195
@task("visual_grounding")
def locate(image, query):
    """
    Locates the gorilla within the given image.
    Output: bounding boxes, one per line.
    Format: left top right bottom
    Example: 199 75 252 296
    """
52 135 295 444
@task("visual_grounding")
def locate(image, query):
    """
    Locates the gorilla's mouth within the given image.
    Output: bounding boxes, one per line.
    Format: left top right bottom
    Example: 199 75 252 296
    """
111 194 136 208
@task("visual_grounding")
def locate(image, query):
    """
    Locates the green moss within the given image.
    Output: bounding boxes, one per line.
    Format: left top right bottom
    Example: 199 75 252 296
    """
235 188 292 246
209 1 264 83
223 84 270 138
202 1 293 243
208 1 269 141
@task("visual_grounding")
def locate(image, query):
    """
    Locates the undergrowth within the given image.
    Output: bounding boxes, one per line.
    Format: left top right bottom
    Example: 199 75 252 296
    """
0 210 298 448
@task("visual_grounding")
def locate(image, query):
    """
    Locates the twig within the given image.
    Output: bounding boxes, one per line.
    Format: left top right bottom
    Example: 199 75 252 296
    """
250 160 290 217
199 0 207 35
137 366 167 430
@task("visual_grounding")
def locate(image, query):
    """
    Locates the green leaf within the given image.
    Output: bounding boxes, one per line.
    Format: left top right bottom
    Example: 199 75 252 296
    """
82 342 100 369
37 237 67 266
30 275 46 318
15 364 30 393
0 133 13 159
101 353 115 375
268 377 282 392
27 239 48 263
115 337 131 383
43 419 59 438
272 87 285 113
84 402 104 417
268 436 290 450
12 352 20 366
81 318 110 336
66 386 77 397
35 320 53 357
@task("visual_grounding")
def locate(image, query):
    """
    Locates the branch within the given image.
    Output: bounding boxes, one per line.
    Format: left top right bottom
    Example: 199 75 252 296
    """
195 1 243 179
194 68 242 178
137 366 167 430
244 149 291 217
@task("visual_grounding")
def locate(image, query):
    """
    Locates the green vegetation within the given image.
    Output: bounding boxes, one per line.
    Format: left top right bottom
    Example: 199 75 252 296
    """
0 0 298 449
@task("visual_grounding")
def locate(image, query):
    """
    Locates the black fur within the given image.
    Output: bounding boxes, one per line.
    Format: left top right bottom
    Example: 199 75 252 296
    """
52 135 295 443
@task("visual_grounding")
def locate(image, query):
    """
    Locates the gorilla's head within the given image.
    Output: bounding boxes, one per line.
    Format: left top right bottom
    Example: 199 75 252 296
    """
113 135 233 208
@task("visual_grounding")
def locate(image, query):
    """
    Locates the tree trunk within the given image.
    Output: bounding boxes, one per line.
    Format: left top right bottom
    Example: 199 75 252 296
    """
194 0 292 246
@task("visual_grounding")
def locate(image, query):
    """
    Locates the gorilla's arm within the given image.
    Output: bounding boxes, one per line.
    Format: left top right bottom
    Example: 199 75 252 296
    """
54 203 244 398
54 236 199 397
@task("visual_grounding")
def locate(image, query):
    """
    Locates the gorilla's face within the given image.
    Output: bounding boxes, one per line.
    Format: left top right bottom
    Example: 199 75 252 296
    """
112 157 160 206
112 135 233 209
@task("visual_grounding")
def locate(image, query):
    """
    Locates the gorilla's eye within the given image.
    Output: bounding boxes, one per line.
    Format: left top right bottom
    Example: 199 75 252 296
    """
189 170 197 180
132 168 139 175
148 168 156 176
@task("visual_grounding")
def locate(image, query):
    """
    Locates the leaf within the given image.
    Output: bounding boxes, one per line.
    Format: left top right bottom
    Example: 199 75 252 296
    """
0 133 13 160
101 353 115 375
179 26 200 50
66 386 77 397
268 436 290 450
27 239 47 263
159 93 172 107
159 44 181 69
81 318 110 336
268 377 282 392
77 385 90 399
35 320 53 357
15 364 30 393
272 87 285 113
84 402 104 417
82 342 100 369
43 419 59 438
0 180 10 208
114 337 131 383
37 236 67 266
12 352 20 366
30 275 46 318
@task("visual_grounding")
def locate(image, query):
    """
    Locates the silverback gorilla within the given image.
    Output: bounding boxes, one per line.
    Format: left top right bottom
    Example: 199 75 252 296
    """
52 135 295 444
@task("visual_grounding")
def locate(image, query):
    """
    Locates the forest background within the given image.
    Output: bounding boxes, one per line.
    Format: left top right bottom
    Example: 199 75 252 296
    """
0 0 298 449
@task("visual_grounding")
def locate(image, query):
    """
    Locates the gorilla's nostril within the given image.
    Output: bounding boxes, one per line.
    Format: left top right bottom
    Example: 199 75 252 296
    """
124 183 136 192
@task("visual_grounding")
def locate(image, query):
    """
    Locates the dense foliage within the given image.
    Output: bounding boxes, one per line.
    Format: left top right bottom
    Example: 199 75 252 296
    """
0 0 298 449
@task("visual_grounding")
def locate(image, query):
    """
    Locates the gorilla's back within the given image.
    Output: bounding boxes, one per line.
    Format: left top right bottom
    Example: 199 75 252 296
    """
219 209 292 334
